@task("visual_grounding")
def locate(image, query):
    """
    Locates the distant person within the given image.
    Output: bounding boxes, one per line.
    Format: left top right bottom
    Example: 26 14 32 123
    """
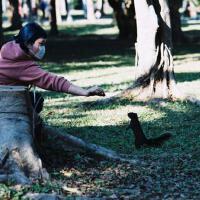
183 0 198 19
39 0 48 20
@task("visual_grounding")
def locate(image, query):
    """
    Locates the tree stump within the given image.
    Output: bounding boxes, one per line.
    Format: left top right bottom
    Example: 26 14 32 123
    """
0 86 48 185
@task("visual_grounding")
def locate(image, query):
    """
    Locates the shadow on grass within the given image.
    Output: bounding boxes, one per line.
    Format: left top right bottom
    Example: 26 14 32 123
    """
175 72 200 82
58 23 116 36
174 43 200 56
43 98 200 157
184 30 200 38
45 38 133 63
42 55 134 73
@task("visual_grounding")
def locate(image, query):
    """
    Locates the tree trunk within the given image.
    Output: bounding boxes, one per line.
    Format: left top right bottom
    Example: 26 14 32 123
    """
0 87 48 185
82 0 96 21
86 0 96 21
108 0 136 40
168 0 185 44
66 0 74 22
27 0 33 21
5 0 22 31
50 0 58 36
122 0 179 100
56 1 61 25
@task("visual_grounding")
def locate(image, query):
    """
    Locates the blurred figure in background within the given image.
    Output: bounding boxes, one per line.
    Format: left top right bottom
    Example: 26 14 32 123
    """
39 0 49 20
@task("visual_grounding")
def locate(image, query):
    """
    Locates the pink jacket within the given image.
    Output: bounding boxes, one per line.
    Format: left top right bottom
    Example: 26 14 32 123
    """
0 41 71 92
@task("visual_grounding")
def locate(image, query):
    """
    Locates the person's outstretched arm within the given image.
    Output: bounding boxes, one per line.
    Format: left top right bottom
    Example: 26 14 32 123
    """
16 63 105 96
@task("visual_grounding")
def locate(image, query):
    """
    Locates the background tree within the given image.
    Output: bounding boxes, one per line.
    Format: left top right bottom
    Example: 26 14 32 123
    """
5 0 22 31
169 0 185 43
82 0 96 21
108 0 137 40
121 0 178 100
50 0 58 35
108 0 194 44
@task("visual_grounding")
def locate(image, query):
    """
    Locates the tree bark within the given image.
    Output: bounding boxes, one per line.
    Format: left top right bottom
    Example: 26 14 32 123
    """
5 0 22 31
108 0 136 40
168 0 185 44
82 0 96 21
122 0 179 100
50 0 58 36
0 88 48 185
56 1 61 25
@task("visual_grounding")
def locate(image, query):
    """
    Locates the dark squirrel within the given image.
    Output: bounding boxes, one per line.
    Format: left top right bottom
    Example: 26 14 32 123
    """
127 112 172 149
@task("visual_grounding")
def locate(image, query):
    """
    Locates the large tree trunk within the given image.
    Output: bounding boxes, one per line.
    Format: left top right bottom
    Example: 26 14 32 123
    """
109 0 184 42
108 0 136 40
56 0 67 24
0 87 48 185
66 0 74 22
168 0 185 44
121 0 179 100
50 0 58 35
5 0 22 31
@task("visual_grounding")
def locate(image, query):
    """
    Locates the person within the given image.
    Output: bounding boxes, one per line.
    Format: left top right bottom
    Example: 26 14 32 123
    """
0 22 105 98
0 22 105 138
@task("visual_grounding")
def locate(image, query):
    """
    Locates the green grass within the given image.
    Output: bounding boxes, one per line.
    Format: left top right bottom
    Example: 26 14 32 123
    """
1 21 200 199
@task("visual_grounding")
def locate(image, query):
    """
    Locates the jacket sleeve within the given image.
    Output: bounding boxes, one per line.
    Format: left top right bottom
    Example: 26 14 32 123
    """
16 63 72 92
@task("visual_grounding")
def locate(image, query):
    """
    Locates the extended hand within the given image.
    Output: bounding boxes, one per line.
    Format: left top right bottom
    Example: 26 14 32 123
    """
87 86 105 97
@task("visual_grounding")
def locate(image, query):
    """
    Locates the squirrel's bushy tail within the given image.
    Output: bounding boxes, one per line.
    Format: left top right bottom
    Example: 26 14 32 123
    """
145 133 171 147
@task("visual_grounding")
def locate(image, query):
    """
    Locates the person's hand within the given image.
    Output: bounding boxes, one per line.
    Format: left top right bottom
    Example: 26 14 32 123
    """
87 86 105 97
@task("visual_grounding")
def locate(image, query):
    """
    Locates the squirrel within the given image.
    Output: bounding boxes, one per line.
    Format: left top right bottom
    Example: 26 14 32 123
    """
127 112 172 149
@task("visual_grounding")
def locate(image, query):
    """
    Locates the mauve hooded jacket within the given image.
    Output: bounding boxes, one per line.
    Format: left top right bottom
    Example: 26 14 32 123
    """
0 41 71 92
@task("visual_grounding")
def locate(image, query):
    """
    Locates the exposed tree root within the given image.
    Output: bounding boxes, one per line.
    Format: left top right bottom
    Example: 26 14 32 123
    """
42 125 139 165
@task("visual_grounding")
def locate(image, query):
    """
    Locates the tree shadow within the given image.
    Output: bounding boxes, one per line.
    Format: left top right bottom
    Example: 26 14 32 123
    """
36 96 200 199
41 98 200 165
58 23 116 36
42 55 134 74
174 43 200 56
45 37 133 62
175 72 200 82
184 30 200 39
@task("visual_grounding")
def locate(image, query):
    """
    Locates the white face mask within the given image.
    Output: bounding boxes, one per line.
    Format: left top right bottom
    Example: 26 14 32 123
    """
34 45 46 60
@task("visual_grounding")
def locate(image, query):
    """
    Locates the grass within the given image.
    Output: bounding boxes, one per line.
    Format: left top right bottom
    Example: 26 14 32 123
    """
1 20 200 199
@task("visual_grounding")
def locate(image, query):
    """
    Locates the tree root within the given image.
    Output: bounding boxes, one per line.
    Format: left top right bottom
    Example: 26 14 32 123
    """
0 147 49 185
42 125 139 165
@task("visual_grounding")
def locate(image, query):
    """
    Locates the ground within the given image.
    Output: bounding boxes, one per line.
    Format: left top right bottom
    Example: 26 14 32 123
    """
0 19 200 199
